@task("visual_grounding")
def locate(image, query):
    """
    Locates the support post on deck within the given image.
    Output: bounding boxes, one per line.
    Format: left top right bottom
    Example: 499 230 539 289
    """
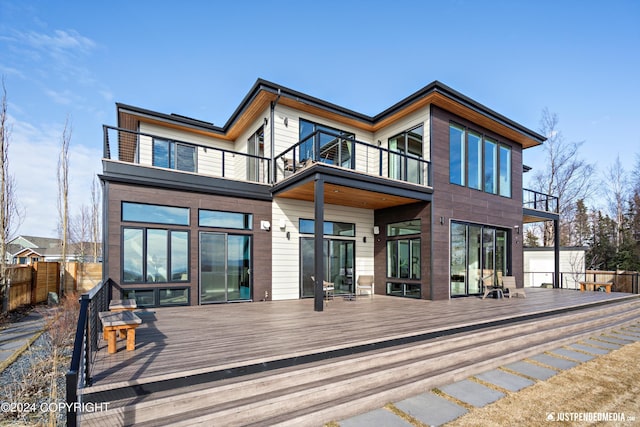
554 218 560 288
314 176 325 312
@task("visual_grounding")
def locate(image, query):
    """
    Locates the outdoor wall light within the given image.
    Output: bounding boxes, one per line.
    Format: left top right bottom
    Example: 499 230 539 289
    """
373 226 380 235
283 117 288 127
264 117 268 126
260 220 271 231
363 236 367 243
279 218 286 230
440 216 445 225
286 231 291 240
514 225 520 234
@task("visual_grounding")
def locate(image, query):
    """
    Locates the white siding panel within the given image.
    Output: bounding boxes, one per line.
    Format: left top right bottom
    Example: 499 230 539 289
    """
271 198 375 300
139 134 153 166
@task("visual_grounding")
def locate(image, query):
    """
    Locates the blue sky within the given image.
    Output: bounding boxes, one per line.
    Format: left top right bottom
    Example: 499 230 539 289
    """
1 0 639 237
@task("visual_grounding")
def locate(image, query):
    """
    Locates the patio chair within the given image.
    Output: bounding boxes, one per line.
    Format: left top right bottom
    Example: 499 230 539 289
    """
356 275 374 298
310 276 334 302
502 276 526 298
481 272 503 299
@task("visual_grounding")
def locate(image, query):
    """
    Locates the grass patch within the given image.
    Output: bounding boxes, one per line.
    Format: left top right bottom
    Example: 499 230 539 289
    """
444 341 640 426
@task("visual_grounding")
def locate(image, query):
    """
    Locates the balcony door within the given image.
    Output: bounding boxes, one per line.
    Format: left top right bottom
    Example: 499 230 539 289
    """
247 127 264 182
200 232 251 303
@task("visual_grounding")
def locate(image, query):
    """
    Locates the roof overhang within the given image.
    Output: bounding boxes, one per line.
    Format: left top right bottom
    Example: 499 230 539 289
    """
116 79 545 149
272 163 432 210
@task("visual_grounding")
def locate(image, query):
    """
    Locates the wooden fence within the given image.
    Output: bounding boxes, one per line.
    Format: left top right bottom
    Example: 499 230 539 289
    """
585 270 639 294
2 262 103 312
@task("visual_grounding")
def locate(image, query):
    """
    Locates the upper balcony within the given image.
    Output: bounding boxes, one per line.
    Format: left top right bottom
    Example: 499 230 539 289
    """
523 188 559 222
274 130 432 187
103 125 271 184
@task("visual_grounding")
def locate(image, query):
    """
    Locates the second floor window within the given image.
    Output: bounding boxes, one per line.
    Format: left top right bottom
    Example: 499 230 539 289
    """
449 123 512 197
153 138 197 173
299 119 354 166
388 125 424 184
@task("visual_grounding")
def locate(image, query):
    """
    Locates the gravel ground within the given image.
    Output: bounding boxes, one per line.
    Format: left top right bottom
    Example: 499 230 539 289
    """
1 315 72 426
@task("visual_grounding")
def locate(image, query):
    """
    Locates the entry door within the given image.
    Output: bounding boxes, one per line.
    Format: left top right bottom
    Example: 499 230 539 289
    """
200 232 251 303
300 238 354 297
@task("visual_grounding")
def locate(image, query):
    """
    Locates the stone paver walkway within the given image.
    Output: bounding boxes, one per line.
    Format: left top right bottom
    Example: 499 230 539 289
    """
338 324 639 426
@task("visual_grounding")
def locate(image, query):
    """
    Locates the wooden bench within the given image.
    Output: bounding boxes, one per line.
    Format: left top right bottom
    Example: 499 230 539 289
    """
579 281 613 293
99 311 142 354
109 299 137 312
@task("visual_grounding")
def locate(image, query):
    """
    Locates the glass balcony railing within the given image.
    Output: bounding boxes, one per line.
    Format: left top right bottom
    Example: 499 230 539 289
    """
274 130 432 187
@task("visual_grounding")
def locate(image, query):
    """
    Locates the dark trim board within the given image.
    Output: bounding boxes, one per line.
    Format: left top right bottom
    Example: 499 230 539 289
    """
102 161 273 201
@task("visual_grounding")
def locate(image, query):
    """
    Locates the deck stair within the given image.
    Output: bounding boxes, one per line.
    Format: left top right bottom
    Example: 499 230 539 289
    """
82 297 640 426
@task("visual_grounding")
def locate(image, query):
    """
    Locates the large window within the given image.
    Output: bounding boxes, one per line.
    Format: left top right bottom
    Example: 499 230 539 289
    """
449 124 465 185
449 123 512 197
386 219 421 298
389 125 424 184
122 202 189 226
123 227 189 283
153 138 196 172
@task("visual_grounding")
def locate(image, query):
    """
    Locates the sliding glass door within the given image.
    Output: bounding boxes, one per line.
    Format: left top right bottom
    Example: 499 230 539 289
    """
200 232 251 303
450 222 509 296
300 238 354 297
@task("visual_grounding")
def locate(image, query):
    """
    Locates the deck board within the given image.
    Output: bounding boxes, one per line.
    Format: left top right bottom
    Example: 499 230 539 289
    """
86 288 639 393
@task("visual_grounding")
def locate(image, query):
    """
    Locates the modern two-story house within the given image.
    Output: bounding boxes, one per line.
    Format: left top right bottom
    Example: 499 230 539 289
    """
100 79 559 310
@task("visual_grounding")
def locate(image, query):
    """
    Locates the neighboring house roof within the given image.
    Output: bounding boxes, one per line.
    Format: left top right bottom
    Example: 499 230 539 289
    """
117 78 546 149
8 236 101 259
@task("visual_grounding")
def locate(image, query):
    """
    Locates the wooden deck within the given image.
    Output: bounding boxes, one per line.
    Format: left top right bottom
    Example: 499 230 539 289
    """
85 288 639 397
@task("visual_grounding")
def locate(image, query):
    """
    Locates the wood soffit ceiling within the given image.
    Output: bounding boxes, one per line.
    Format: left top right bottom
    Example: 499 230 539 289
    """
275 182 419 210
130 88 541 149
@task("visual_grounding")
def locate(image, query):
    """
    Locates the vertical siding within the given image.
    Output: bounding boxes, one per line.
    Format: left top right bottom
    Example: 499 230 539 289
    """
271 198 374 300
430 106 524 300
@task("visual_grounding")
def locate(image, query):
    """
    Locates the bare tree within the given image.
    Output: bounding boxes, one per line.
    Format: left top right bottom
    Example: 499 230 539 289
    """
604 156 628 250
0 78 23 312
57 116 71 295
530 108 596 246
90 176 101 262
70 205 91 262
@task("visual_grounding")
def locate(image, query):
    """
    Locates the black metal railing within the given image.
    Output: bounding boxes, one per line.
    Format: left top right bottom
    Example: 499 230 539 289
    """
66 279 111 426
274 130 432 186
524 270 639 293
103 125 271 184
523 188 559 213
